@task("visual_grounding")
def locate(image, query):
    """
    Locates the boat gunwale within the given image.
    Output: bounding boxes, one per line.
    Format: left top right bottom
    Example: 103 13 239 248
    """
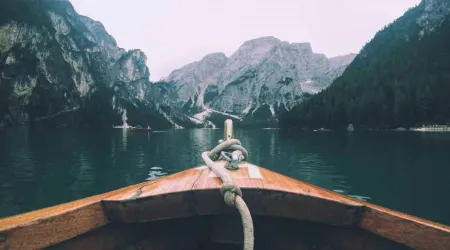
0 166 449 250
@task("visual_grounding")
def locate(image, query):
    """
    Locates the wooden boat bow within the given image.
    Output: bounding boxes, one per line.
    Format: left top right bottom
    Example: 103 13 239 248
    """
0 163 449 249
0 121 449 250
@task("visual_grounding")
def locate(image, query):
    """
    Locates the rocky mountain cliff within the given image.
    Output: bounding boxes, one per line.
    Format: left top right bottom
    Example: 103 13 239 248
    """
280 0 450 129
166 37 355 121
0 0 189 129
0 1 356 129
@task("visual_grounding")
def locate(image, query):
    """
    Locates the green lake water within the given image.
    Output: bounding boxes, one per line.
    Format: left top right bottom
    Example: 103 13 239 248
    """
0 128 449 225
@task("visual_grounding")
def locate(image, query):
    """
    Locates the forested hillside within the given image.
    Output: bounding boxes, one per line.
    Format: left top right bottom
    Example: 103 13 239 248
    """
281 0 450 130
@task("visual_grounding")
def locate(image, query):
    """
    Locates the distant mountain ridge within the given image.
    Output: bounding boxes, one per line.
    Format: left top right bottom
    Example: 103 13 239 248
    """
165 36 355 123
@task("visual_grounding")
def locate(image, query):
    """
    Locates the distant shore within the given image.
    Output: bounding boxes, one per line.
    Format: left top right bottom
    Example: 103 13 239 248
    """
409 125 450 132
307 124 450 132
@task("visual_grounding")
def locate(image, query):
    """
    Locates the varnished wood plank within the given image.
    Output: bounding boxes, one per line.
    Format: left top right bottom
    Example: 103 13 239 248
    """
359 206 450 250
104 188 361 226
135 168 202 198
0 183 146 229
191 166 222 190
1 203 107 250
359 202 450 234
257 167 450 249
193 163 360 205
106 182 158 201
104 191 232 223
105 169 203 202
233 178 265 190
258 167 361 205
193 164 265 191
0 183 149 250
243 189 361 226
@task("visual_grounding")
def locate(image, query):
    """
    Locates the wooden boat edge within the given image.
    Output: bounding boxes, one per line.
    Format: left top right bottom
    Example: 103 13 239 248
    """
0 166 449 250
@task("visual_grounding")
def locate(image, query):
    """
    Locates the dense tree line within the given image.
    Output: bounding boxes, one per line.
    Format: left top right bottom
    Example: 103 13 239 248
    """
281 5 450 130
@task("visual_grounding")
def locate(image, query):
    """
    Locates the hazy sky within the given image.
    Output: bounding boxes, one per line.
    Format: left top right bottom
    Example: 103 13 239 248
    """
70 0 421 81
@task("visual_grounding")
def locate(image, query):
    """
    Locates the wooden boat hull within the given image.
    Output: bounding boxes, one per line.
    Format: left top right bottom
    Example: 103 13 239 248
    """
0 162 449 250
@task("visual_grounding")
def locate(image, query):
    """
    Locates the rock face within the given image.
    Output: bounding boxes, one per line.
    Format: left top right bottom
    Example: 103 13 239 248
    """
166 36 355 119
0 0 182 128
417 0 450 33
0 1 356 129
166 52 228 112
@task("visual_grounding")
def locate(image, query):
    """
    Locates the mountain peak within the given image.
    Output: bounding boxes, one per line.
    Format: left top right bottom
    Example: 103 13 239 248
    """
243 36 282 45
203 52 227 58
200 52 228 64
291 43 313 53
166 36 355 118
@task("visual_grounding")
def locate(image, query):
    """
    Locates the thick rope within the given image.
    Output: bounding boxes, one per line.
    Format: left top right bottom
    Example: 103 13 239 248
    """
201 139 254 250
206 139 249 161
235 195 254 250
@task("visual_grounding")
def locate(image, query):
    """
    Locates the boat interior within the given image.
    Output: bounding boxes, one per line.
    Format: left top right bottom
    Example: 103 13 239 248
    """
48 214 411 250
42 184 415 250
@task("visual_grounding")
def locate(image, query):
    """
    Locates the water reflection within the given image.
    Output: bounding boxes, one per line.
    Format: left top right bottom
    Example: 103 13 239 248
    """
0 128 449 225
121 128 128 151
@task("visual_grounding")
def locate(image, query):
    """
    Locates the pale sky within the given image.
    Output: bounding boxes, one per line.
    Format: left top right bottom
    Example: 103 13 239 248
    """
70 0 421 81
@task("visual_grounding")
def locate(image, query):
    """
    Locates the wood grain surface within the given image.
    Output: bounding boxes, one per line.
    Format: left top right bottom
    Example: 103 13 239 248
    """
0 161 448 250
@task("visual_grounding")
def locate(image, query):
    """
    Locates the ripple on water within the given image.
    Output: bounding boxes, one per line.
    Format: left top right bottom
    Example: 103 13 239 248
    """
293 153 349 192
348 194 372 202
146 166 168 181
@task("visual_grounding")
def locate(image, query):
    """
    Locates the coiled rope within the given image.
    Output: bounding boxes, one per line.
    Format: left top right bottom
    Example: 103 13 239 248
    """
201 136 254 250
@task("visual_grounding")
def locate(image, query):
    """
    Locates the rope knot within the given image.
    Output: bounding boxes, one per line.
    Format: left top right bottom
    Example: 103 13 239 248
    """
224 191 237 206
220 182 242 195
201 130 254 250
220 182 242 206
